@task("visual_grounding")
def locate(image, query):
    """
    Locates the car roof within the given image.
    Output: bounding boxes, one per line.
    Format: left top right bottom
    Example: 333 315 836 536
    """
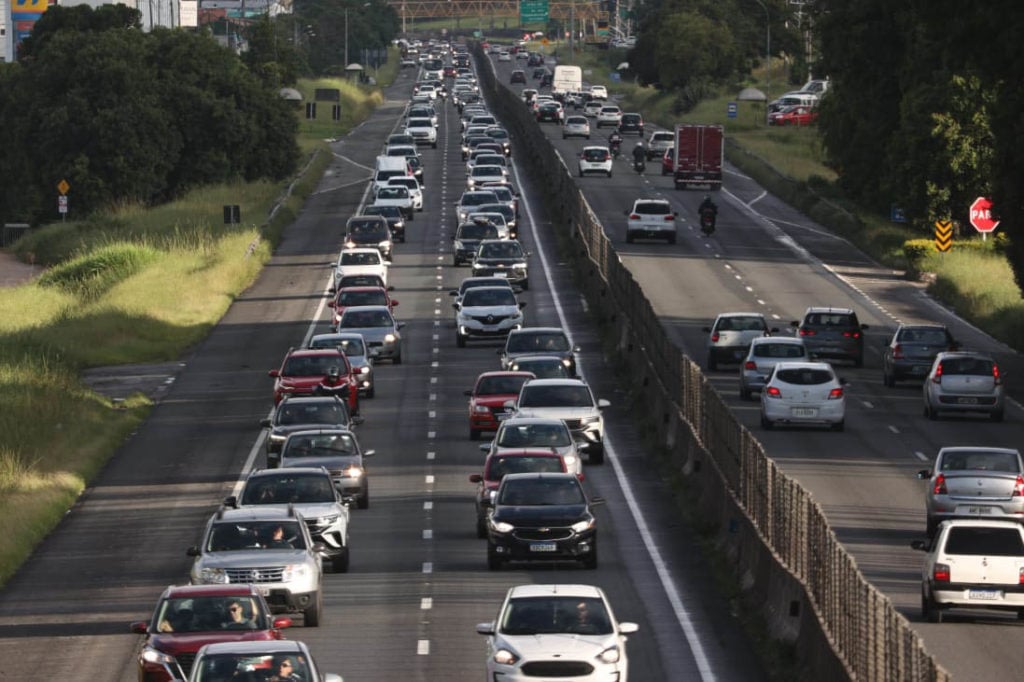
750 336 803 345
499 416 571 428
510 326 567 335
508 583 603 599
199 640 309 656
283 427 354 440
936 446 1019 456
214 506 300 522
465 286 518 295
935 350 993 360
336 286 388 294
477 370 535 380
717 311 764 319
287 348 343 358
938 519 1024 530
340 305 393 314
771 361 834 372
162 583 265 599
804 306 854 315
488 449 565 459
502 471 578 482
582 145 610 152
246 466 331 480
523 377 588 388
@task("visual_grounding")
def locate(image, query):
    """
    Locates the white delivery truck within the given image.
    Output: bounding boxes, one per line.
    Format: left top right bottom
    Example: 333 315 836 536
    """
552 65 582 103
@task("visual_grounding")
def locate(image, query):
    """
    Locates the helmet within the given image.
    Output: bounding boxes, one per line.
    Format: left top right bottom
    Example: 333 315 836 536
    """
327 366 341 380
635 141 643 147
703 194 711 202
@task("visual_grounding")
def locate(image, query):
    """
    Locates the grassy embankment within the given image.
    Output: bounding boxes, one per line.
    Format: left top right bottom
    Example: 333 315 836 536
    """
0 51 398 586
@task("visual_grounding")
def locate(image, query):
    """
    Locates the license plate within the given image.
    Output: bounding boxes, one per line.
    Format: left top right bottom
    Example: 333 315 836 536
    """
792 408 818 418
492 272 508 278
530 542 557 552
910 366 927 375
957 397 979 404
966 506 993 515
257 586 270 596
968 589 1000 600
496 412 511 421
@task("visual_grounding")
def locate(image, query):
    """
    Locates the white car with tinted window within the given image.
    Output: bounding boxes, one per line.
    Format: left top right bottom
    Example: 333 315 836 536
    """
760 361 846 431
477 584 638 681
577 146 613 177
595 105 622 128
405 117 437 148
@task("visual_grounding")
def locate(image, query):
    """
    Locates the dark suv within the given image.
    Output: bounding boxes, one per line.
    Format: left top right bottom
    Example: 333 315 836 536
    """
260 395 361 466
362 204 406 243
345 215 393 260
486 472 604 569
791 306 869 367
618 112 644 136
500 327 579 377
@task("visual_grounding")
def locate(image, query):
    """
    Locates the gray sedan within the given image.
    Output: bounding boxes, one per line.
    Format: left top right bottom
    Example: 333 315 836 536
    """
336 305 404 364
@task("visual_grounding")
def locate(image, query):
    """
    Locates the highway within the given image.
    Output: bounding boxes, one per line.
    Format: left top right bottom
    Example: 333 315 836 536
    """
0 57 766 680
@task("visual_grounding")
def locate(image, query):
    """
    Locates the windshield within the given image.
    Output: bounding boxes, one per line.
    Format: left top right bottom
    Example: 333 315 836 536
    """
281 355 341 377
463 288 517 307
897 328 950 344
192 654 311 682
154 595 269 633
340 251 381 266
338 290 387 307
205 520 306 551
487 455 564 480
479 242 523 259
518 384 593 408
241 474 337 505
508 332 570 353
274 401 347 426
511 359 568 378
500 596 611 635
377 187 408 199
634 201 672 216
461 192 498 207
282 432 358 458
476 375 530 396
340 309 394 328
498 477 584 505
497 423 571 448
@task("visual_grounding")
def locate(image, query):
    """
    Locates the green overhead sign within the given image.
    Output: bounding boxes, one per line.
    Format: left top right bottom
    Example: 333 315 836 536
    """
520 0 549 23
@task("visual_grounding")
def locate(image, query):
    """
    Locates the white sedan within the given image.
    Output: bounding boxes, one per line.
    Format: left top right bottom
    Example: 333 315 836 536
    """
759 361 846 430
477 584 638 681
595 105 622 128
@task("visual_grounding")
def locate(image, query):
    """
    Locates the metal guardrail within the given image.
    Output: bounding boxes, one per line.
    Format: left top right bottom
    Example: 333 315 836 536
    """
472 45 951 682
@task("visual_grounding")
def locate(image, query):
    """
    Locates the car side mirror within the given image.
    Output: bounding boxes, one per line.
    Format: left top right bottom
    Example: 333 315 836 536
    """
910 540 929 552
469 473 483 483
503 399 516 409
363 449 376 458
268 369 280 378
476 622 496 635
223 496 238 509
479 443 491 453
597 399 611 408
271 616 293 629
391 300 399 307
464 389 474 396
916 469 931 479
702 326 712 333
861 323 870 330
397 322 406 330
327 301 336 308
259 418 271 428
790 321 800 327
387 285 396 292
311 541 327 554
572 345 581 353
350 415 365 426
449 290 459 296
130 620 149 634
186 546 201 557
519 302 527 309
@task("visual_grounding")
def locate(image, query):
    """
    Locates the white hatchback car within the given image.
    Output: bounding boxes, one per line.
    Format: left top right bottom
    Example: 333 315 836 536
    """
912 519 1024 623
577 146 613 177
563 115 591 139
760 361 846 431
477 584 638 681
595 105 623 128
625 198 678 244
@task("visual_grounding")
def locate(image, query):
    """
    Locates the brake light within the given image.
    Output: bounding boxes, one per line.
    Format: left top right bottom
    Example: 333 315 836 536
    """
1012 475 1024 498
1019 567 1024 585
629 213 640 220
744 361 757 371
892 344 904 359
843 330 861 339
828 387 844 400
933 563 951 583
664 215 674 221
711 333 720 343
994 363 1002 386
933 473 947 495
799 328 816 336
932 362 944 384
765 386 781 399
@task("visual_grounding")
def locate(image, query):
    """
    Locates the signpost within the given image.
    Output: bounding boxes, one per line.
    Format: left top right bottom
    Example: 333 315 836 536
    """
934 220 953 253
969 196 999 240
727 102 738 119
520 0 549 24
57 178 70 221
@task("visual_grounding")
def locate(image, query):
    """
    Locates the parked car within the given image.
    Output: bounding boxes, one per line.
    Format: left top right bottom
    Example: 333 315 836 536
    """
485 472 603 569
476 584 637 680
454 286 526 347
185 640 342 682
187 507 324 625
277 428 374 509
507 377 610 463
130 584 291 682
760 361 846 431
703 312 777 371
911 519 1024 623
465 371 536 440
739 337 809 400
882 324 958 386
625 198 678 244
923 351 1004 421
791 306 868 367
578 146 613 178
916 446 1024 537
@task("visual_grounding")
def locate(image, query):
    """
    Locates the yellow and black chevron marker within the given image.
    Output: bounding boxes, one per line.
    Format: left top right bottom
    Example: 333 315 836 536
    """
934 220 953 252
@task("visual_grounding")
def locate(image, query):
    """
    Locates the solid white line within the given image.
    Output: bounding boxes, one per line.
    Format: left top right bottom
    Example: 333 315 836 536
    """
417 640 430 655
888 425 899 434
513 160 717 682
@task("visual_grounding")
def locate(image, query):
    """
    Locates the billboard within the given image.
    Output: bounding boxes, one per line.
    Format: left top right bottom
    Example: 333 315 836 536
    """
10 0 53 58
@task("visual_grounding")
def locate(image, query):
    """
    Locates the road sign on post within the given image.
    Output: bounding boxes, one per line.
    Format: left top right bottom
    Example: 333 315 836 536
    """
969 196 999 234
934 220 953 252
520 0 549 24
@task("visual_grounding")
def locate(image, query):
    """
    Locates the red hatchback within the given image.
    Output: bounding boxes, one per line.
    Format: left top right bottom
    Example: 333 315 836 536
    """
327 286 398 330
469 449 572 538
768 105 818 126
130 584 292 682
465 371 535 440
269 347 359 413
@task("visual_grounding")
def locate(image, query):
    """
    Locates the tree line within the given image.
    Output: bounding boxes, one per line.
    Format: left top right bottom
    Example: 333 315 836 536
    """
0 1 398 226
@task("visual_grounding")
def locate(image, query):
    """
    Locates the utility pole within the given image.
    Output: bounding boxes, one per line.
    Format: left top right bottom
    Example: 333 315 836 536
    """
753 0 770 92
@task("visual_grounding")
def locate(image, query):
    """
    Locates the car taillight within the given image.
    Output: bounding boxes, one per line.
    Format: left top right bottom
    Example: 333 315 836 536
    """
711 333 720 343
1019 567 1024 585
799 328 816 336
994 363 1002 385
1012 475 1024 498
933 563 951 583
932 362 944 384
765 386 781 399
744 361 757 371
892 344 904 359
664 215 674 221
843 330 860 339
933 473 947 495
629 213 640 220
828 387 844 400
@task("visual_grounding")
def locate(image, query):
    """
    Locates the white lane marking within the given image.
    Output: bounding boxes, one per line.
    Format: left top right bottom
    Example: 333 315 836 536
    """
423 529 433 540
425 475 435 484
429 410 436 419
421 598 433 610
427 451 436 460
422 562 433 573
417 640 430 655
748 190 767 206
513 160 717 682
757 299 766 306
424 501 433 510
914 451 929 462
888 425 899 434
429 393 437 401
860 400 874 409
428 431 436 439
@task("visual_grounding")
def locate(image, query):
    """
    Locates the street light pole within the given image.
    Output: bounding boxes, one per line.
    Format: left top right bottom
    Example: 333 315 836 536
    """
753 0 770 91
345 6 349 68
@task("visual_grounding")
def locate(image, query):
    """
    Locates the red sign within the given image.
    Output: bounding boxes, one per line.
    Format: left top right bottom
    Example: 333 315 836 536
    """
969 196 999 233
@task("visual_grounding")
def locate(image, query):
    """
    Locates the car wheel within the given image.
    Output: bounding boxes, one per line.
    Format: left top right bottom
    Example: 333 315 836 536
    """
332 546 350 573
667 233 676 244
304 590 323 627
883 371 895 388
707 353 718 371
923 592 943 623
607 170 613 178
991 409 1005 422
563 133 567 139
476 516 487 539
456 332 467 348
469 427 480 441
581 539 598 569
625 232 634 244
831 420 845 432
761 413 773 430
521 280 529 291
393 353 402 365
589 445 605 465
925 517 938 539
453 257 460 267
925 402 938 420
432 141 437 149
586 135 590 140
487 544 503 570
854 352 863 368
365 384 375 399
739 387 751 401
579 169 584 177
357 483 369 510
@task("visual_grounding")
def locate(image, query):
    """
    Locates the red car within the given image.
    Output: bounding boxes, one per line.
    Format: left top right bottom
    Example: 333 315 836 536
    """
469 449 574 538
269 347 359 413
130 584 292 682
327 286 398 330
768 105 818 126
661 146 674 176
465 371 535 440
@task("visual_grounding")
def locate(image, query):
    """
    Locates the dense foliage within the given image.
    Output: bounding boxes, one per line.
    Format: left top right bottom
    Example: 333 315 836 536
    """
814 0 1024 289
0 5 299 225
293 0 400 75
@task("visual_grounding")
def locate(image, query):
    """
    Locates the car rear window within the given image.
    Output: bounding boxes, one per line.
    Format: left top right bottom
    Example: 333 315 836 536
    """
944 527 1024 556
939 357 994 376
805 313 857 327
939 450 1020 472
583 149 609 161
716 316 766 331
898 328 949 344
774 368 834 385
754 343 806 359
634 202 671 215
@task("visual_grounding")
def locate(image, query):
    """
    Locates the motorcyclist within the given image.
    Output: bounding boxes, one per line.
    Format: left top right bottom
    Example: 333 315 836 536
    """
315 366 358 413
632 141 646 166
698 194 718 218
608 130 623 157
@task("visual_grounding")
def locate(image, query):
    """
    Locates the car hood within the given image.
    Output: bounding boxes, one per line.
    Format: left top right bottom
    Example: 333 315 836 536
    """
475 393 520 408
281 456 360 471
198 549 311 567
492 504 588 526
460 304 521 317
149 630 278 656
515 407 598 420
496 632 618 659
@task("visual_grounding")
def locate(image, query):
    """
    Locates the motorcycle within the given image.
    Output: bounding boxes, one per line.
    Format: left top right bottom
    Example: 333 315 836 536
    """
609 139 622 159
699 208 717 236
633 158 646 174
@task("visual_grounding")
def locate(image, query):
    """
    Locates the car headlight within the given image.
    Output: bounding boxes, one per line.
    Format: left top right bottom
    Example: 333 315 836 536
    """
359 366 370 375
141 645 176 666
384 333 397 343
269 433 286 443
563 455 577 468
571 516 595 533
580 415 601 426
343 466 363 479
472 262 485 270
316 514 339 525
513 263 527 270
281 563 310 582
379 241 391 249
473 405 490 414
489 519 515 534
562 358 573 367
454 240 465 250
344 240 357 249
199 567 228 584
494 648 520 666
597 645 621 664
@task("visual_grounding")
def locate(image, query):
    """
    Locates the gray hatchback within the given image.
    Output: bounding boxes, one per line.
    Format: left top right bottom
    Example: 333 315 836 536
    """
792 306 868 367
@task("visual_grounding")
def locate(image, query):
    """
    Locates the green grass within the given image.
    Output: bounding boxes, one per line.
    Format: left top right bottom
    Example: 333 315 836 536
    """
0 67 397 586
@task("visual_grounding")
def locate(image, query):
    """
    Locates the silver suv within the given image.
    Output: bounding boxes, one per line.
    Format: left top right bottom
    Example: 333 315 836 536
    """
507 378 610 464
224 467 351 572
188 506 324 626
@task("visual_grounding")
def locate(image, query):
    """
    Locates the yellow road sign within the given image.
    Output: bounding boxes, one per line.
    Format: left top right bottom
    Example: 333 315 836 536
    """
934 220 953 252
57 179 70 195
